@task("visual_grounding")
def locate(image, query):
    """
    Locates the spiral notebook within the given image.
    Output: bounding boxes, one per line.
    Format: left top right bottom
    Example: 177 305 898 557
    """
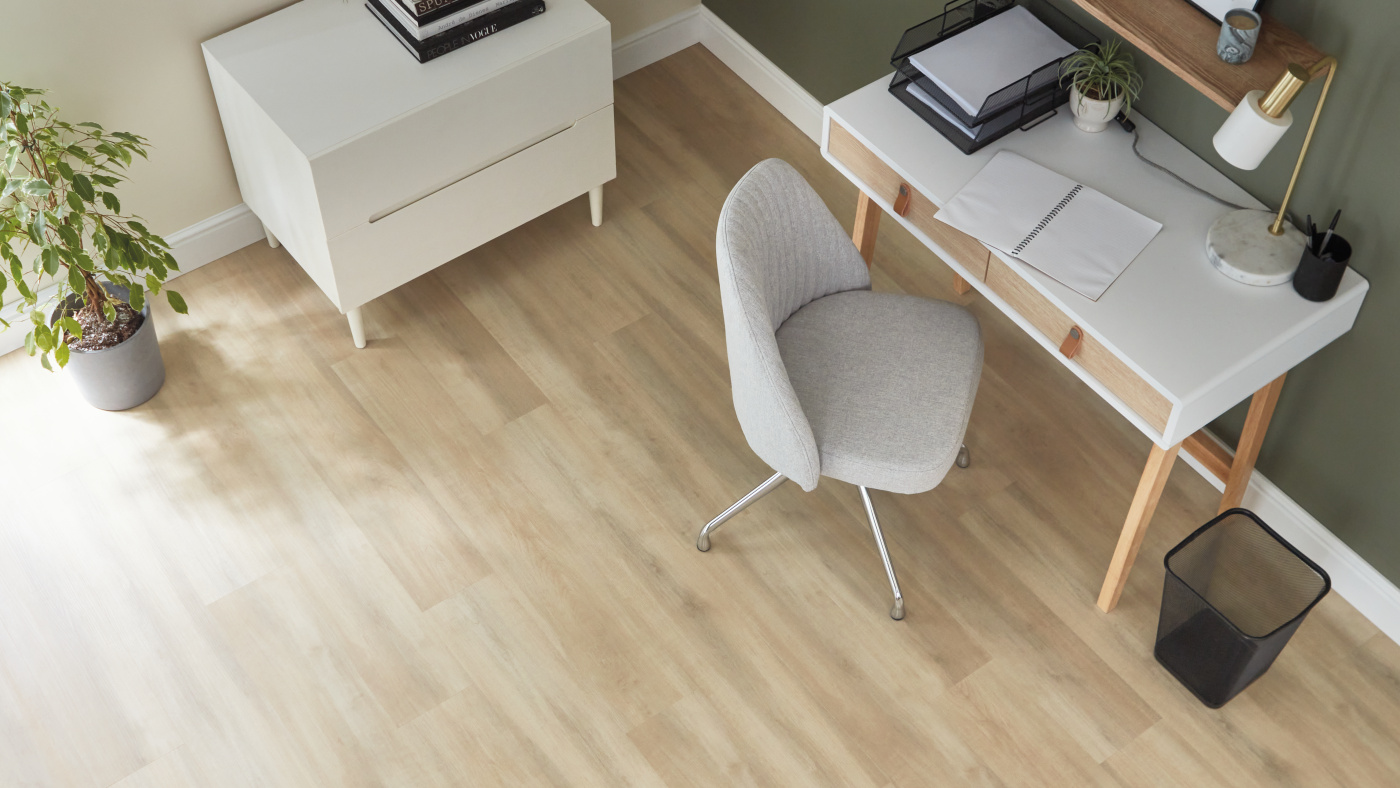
934 151 1161 301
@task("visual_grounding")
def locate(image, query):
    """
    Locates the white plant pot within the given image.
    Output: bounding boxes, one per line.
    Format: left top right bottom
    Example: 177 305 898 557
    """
1069 85 1125 133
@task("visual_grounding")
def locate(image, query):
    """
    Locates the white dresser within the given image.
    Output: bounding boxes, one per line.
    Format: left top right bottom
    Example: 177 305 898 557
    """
203 0 615 347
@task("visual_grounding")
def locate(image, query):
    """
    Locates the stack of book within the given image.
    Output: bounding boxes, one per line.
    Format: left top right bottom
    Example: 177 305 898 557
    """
367 0 546 63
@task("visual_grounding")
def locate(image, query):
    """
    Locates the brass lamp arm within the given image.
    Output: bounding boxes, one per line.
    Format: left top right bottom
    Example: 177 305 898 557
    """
1269 56 1338 236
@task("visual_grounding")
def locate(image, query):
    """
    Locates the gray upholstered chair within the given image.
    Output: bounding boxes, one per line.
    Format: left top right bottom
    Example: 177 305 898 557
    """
698 159 983 620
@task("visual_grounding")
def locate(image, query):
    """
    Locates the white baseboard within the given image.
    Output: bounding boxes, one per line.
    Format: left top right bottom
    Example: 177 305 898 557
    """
609 4 824 144
1181 432 1400 644
612 6 704 79
0 202 264 358
695 8 823 144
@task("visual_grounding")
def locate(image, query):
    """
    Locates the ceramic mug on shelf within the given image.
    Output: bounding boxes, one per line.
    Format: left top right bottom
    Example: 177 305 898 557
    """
1217 9 1262 65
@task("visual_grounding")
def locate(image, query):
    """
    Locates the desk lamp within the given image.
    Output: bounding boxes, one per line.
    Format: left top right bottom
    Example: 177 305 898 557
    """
1206 57 1337 285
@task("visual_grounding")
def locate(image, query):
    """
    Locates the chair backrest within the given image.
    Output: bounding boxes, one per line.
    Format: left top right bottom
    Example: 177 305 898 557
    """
715 159 871 491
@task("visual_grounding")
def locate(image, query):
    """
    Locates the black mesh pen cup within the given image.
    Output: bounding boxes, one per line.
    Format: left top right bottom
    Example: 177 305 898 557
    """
1155 509 1330 708
1293 232 1351 302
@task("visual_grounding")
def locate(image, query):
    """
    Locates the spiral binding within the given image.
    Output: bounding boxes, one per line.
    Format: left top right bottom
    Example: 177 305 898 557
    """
1013 184 1082 256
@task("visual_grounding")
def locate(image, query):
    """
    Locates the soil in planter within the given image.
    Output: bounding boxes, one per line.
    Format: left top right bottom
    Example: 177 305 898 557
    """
66 301 144 352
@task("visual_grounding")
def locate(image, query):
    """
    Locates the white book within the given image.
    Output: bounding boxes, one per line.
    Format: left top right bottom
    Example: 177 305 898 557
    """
934 151 1162 301
384 0 517 39
908 6 1076 117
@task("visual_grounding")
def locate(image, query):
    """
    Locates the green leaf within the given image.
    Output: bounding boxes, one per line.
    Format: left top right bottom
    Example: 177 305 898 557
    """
72 172 95 202
57 223 81 249
39 352 52 371
163 252 179 272
165 289 187 315
100 191 120 213
24 330 37 356
101 301 116 322
55 160 74 180
65 190 84 213
14 113 28 135
73 251 95 272
22 178 52 196
128 220 149 236
54 342 69 368
28 211 46 245
0 92 11 116
128 283 144 312
68 264 86 293
33 324 54 352
41 246 60 275
145 273 161 294
58 315 82 339
77 121 104 130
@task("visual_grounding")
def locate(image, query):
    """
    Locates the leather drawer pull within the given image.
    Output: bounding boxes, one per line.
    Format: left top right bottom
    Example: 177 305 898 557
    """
893 183 912 217
1060 326 1084 359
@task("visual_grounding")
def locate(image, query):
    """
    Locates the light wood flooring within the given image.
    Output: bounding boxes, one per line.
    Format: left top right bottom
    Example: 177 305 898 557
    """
1 47 1397 787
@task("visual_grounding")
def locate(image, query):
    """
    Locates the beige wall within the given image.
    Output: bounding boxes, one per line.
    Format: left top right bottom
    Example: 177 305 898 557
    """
0 0 698 237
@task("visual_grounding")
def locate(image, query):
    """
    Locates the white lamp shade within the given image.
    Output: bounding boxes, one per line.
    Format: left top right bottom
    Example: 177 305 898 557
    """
1213 90 1293 170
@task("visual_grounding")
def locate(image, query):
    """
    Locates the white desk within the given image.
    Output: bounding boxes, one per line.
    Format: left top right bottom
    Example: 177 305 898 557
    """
822 78 1368 611
203 0 615 348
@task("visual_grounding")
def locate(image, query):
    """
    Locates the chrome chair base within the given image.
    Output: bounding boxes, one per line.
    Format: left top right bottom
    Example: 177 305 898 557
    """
696 472 787 552
860 486 905 620
695 473 910 621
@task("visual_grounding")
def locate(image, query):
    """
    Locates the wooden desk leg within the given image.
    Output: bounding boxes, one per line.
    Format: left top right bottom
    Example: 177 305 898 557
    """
952 274 972 295
1097 441 1182 612
1218 374 1286 513
853 191 881 267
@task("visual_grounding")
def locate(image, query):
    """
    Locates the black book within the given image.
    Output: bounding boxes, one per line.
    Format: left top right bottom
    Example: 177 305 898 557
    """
404 0 475 18
397 0 499 26
368 0 546 64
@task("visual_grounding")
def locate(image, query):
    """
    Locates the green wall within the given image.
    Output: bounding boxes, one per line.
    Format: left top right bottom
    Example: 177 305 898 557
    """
704 0 1400 583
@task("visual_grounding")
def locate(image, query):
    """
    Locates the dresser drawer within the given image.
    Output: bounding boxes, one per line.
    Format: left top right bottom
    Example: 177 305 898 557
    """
327 104 615 309
312 21 613 238
983 254 1173 431
827 120 990 281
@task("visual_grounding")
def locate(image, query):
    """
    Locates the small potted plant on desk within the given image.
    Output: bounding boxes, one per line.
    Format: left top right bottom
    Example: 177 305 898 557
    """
1060 39 1143 133
1 83 187 410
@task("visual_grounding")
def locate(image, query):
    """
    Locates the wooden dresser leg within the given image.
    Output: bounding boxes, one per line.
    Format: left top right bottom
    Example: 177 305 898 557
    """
588 185 604 228
1219 374 1286 513
952 274 972 295
853 191 881 267
1098 441 1182 612
347 307 367 350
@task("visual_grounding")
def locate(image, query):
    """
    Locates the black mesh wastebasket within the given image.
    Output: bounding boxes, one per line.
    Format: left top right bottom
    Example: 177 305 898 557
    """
1155 508 1330 708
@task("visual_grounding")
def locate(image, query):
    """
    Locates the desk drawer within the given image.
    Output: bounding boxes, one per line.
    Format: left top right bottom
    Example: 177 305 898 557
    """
983 254 1172 431
327 104 615 310
827 121 990 281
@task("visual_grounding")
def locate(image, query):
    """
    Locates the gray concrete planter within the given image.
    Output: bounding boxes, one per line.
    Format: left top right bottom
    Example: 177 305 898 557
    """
51 283 166 411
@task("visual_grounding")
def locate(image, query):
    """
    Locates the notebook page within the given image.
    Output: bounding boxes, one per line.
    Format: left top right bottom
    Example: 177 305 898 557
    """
933 151 1162 301
1021 188 1161 300
908 6 1077 116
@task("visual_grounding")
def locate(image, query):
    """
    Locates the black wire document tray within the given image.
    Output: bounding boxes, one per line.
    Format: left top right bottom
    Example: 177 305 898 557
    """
889 0 1094 154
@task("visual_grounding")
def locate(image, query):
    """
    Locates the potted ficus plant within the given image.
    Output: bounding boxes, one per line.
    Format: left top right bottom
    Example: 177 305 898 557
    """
1060 39 1143 133
1 83 186 410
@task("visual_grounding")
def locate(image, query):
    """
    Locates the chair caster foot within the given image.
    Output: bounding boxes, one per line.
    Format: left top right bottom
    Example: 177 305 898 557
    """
955 444 971 469
697 534 711 552
890 599 905 621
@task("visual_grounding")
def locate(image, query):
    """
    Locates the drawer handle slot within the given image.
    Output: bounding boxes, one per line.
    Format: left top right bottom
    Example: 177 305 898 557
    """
893 183 912 217
1060 326 1084 360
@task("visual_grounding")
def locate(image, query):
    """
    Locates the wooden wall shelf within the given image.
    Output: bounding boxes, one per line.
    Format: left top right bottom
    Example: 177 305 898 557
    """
1067 0 1328 111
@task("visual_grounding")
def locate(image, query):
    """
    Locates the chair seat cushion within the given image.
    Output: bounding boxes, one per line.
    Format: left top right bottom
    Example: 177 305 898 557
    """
775 290 982 494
